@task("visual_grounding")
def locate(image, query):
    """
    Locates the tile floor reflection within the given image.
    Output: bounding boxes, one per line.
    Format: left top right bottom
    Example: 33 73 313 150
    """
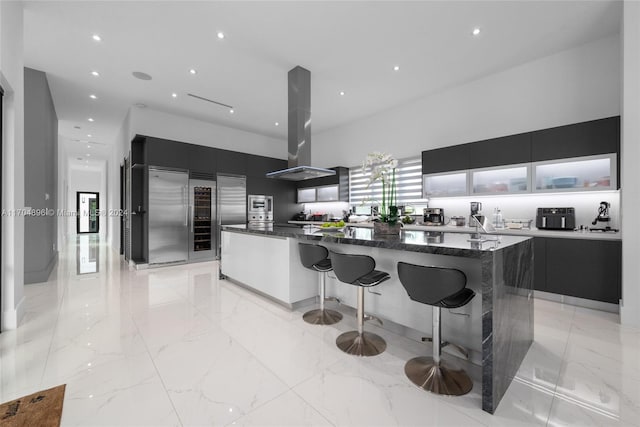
1 236 638 426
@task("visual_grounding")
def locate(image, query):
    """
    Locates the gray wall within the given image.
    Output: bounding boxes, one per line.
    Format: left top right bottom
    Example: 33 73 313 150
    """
24 67 58 284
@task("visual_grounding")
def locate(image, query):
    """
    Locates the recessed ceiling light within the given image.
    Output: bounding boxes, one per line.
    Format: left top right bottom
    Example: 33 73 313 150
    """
339 91 345 96
92 34 101 42
87 134 92 138
189 68 197 75
132 71 152 81
87 145 91 148
275 122 279 126
88 118 94 122
229 109 234 114
86 154 91 157
172 93 177 98
393 65 400 71
89 94 97 99
135 103 147 108
217 31 225 39
472 28 481 36
91 71 100 77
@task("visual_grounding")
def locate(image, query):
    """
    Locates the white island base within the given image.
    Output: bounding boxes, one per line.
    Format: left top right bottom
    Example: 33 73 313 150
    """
220 229 319 307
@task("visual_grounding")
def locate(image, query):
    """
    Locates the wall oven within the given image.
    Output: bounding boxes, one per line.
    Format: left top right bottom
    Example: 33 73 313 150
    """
248 194 274 225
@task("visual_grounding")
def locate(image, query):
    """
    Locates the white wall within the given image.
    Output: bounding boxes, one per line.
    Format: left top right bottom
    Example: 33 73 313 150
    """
313 35 621 167
1 1 25 329
106 109 131 250
130 108 285 159
621 1 640 327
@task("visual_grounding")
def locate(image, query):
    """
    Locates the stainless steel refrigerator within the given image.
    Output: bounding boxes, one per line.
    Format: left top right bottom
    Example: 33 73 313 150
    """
217 174 247 257
188 179 216 261
148 168 189 265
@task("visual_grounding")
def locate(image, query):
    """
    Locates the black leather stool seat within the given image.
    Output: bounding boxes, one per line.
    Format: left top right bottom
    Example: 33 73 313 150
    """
356 270 390 287
330 251 390 287
397 261 475 396
330 251 389 357
298 243 342 325
312 258 332 272
439 288 475 308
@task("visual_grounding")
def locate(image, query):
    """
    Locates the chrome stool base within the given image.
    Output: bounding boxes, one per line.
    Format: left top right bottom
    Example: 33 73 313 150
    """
336 331 386 356
302 308 343 325
404 356 473 396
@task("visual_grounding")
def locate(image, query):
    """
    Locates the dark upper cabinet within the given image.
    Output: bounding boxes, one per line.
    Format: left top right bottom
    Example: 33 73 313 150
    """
146 137 189 169
216 149 247 175
188 144 216 177
296 167 350 202
296 167 349 189
246 154 287 177
468 133 531 169
422 144 470 174
531 116 620 162
544 238 621 304
422 116 620 177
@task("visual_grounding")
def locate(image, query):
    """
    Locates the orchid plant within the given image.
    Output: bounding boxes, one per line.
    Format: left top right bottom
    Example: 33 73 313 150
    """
361 152 400 225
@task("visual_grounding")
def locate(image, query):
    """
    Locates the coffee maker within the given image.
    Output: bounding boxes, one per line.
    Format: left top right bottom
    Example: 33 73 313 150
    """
423 208 445 225
469 202 482 226
590 201 617 231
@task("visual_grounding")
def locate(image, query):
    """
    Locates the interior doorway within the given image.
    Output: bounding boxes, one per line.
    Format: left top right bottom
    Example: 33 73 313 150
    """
76 192 99 233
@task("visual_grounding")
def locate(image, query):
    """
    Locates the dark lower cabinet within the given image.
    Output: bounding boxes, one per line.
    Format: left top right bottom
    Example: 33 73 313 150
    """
534 237 621 304
533 238 547 292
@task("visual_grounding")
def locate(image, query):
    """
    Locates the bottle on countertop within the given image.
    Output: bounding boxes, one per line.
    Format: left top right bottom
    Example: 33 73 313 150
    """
493 207 504 228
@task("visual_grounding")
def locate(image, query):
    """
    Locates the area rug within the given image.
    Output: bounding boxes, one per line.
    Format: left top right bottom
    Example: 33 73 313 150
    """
0 384 66 427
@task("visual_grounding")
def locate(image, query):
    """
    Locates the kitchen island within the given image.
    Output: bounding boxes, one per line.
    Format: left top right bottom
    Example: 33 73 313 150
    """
220 224 533 414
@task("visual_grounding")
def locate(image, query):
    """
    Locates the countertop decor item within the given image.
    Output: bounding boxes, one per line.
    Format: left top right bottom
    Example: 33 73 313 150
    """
361 151 399 233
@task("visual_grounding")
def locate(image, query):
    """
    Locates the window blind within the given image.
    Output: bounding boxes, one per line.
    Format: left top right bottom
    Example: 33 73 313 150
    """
349 155 424 206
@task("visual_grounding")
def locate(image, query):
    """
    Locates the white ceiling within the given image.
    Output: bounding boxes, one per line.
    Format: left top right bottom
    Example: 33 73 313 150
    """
23 1 621 164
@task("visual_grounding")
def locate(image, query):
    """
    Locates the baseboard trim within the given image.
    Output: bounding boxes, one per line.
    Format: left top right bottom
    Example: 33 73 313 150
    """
24 252 58 284
2 295 25 330
534 290 619 313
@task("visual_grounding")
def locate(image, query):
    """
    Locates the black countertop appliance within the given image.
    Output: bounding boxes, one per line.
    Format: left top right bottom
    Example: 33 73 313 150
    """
536 207 576 230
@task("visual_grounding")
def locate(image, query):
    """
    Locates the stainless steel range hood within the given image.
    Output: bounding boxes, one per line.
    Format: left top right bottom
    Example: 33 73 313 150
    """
266 66 336 181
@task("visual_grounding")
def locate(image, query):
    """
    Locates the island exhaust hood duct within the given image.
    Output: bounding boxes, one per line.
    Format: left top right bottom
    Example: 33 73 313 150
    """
266 66 336 181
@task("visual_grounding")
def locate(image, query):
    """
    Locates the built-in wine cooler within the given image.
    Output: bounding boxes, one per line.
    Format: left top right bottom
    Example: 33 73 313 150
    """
189 179 217 261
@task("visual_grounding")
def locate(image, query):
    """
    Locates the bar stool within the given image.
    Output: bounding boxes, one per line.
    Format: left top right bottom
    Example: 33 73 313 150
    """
330 251 390 356
397 262 475 396
298 243 343 325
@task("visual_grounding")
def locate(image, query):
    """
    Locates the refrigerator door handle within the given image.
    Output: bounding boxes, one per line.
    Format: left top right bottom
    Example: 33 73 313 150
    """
190 205 194 232
184 186 188 227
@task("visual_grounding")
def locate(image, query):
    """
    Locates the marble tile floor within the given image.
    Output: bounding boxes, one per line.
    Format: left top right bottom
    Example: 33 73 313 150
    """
1 235 639 426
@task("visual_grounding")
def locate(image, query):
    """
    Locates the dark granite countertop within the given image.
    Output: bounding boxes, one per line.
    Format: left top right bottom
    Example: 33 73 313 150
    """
222 224 531 257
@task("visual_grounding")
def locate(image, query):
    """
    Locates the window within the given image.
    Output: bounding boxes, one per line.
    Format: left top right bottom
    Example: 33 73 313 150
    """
350 155 424 206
